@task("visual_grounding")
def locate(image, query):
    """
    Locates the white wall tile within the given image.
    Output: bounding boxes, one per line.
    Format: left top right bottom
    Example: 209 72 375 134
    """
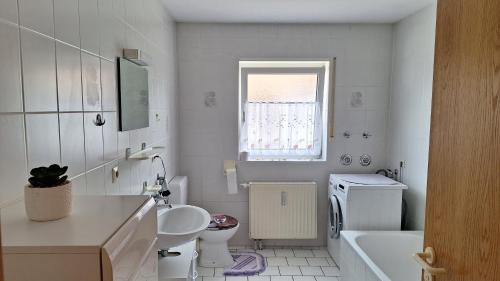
84 112 104 169
100 14 124 60
386 4 436 230
0 0 18 23
0 0 178 205
59 113 86 177
53 0 80 47
70 174 87 195
18 0 54 36
82 52 102 111
25 114 60 169
103 111 118 161
117 158 132 194
0 114 27 205
0 21 23 112
21 30 57 112
86 166 105 195
178 23 394 246
79 0 100 54
101 59 118 111
56 42 83 111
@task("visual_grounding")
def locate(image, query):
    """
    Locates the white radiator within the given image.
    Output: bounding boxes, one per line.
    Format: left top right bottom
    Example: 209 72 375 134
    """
249 182 317 239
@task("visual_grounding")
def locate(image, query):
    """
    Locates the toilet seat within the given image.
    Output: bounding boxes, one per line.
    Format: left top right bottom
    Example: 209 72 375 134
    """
207 214 238 230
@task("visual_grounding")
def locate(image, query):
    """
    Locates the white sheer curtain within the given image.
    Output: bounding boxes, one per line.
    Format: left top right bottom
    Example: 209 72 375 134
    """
240 102 322 159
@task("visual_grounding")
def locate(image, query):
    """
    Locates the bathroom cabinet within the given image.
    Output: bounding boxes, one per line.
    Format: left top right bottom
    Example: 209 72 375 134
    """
1 195 158 281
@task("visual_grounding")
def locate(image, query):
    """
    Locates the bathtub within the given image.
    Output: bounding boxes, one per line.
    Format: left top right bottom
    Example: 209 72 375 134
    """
340 231 423 281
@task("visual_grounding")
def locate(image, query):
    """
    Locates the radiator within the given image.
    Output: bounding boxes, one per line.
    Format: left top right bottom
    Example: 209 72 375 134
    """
249 182 317 239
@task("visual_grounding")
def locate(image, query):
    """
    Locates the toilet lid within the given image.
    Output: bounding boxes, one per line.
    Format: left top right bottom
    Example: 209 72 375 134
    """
207 214 238 230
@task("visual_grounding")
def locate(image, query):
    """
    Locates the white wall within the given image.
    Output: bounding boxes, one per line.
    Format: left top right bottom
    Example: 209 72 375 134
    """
0 0 178 207
386 4 437 230
177 23 394 246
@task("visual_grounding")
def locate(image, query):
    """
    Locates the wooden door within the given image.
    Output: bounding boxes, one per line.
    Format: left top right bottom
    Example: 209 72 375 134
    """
424 0 500 280
1 217 3 281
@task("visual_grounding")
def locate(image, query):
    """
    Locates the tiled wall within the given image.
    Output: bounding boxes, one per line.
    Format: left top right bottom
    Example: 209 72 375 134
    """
386 4 437 230
177 24 394 246
0 0 178 207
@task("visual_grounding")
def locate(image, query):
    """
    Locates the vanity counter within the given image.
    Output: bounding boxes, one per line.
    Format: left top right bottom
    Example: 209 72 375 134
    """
1 195 150 254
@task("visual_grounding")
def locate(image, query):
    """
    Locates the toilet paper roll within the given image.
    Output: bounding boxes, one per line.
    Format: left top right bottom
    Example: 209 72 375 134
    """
226 168 238 194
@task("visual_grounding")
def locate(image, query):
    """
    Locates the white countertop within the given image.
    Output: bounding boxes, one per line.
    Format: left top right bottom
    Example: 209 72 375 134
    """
1 195 150 254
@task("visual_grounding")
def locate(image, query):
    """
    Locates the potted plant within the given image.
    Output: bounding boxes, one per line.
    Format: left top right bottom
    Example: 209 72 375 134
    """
24 164 72 221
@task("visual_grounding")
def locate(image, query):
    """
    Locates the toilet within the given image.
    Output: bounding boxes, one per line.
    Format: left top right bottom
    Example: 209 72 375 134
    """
199 214 239 267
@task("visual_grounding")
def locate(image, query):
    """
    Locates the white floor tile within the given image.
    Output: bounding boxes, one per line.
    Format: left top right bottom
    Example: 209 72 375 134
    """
271 276 293 281
249 276 271 281
198 267 215 277
292 276 316 281
204 277 225 281
226 277 248 281
214 268 225 277
315 277 339 281
279 266 301 276
267 257 288 266
306 258 329 266
287 257 309 266
326 258 337 267
312 249 331 258
300 266 323 276
321 267 341 277
257 249 276 257
259 266 280 276
293 250 314 258
275 249 295 257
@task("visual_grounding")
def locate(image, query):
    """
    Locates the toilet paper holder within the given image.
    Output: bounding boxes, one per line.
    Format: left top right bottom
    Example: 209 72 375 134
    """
223 160 236 176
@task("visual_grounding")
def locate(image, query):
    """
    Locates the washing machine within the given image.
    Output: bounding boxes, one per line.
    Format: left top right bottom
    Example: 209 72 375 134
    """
327 174 407 265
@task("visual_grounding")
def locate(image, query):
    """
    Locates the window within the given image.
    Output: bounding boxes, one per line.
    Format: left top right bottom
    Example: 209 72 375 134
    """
239 61 331 161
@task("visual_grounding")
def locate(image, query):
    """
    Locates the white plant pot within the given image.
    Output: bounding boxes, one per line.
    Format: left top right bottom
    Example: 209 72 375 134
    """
24 181 72 221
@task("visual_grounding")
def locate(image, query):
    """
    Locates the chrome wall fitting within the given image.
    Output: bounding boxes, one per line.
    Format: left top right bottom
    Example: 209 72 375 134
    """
362 131 372 139
359 154 372 166
343 131 351 138
340 154 353 166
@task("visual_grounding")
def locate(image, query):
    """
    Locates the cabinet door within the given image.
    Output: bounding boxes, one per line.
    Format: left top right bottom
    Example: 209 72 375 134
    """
102 199 157 281
132 240 158 281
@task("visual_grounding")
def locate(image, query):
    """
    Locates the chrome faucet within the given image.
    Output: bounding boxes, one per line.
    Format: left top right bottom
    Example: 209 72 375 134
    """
152 155 171 207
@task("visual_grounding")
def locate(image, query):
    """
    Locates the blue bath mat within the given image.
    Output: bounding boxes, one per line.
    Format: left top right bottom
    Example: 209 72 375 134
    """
223 253 267 276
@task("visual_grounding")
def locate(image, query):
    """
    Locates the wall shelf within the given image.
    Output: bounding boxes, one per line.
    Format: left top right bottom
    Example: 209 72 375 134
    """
126 146 165 160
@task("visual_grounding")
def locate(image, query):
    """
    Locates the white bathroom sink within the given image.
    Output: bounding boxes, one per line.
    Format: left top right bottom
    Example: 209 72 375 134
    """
157 204 211 249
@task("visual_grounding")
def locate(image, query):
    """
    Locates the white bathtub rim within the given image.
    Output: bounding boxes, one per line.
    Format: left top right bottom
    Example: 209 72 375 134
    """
341 230 423 281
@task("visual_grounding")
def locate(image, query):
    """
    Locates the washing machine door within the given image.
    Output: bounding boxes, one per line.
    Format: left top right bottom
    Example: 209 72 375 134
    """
328 195 343 239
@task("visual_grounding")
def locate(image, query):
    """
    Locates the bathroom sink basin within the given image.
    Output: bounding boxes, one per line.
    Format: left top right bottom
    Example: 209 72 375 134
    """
157 204 211 250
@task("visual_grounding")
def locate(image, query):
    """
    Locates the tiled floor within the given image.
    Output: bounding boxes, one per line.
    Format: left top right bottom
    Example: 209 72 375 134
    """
197 247 340 281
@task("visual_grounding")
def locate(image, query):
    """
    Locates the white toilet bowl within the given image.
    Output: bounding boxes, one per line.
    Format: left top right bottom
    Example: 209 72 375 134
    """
199 215 239 267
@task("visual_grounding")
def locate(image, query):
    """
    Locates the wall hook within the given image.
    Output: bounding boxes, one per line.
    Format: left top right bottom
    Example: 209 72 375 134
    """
93 113 106 126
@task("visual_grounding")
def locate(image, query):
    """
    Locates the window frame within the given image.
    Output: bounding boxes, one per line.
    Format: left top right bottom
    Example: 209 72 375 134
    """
238 60 331 162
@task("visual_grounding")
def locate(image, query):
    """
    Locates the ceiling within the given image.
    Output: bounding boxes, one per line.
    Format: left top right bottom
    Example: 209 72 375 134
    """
162 0 436 24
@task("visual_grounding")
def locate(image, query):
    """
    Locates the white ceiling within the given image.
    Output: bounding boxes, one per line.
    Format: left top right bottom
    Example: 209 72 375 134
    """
162 0 436 24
